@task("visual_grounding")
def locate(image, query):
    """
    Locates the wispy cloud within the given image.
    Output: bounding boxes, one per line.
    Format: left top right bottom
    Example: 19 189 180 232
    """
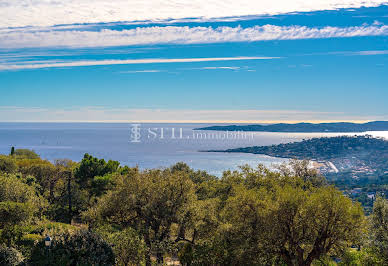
201 66 240 70
1 0 387 28
0 106 383 123
2 24 388 49
184 66 242 71
350 50 388 55
0 56 278 71
301 49 388 57
119 70 164 73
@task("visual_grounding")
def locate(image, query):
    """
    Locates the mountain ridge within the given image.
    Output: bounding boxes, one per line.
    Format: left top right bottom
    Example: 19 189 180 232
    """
194 121 388 132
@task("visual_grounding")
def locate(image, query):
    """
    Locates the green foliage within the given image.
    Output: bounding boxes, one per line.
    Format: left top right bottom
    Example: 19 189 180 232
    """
0 245 24 266
0 155 17 174
369 196 388 263
90 173 115 198
0 202 33 228
0 150 378 266
0 174 47 220
339 248 384 266
178 164 366 266
266 185 364 265
100 227 146 265
13 149 40 160
29 229 115 266
0 174 47 246
85 168 197 264
74 153 119 189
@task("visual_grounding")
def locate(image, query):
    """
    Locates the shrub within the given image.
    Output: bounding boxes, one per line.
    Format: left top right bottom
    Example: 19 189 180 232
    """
0 245 24 266
29 229 115 265
108 227 146 266
0 156 17 174
13 149 40 160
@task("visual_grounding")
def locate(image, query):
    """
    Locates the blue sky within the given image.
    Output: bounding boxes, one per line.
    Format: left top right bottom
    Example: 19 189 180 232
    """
0 1 387 122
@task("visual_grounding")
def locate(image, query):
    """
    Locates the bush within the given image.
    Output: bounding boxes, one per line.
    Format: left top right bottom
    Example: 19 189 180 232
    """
13 149 40 160
29 229 115 265
108 227 146 266
339 248 384 266
0 245 24 266
0 156 17 174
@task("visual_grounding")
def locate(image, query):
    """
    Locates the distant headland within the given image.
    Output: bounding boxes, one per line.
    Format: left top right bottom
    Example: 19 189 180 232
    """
194 121 388 133
206 135 388 181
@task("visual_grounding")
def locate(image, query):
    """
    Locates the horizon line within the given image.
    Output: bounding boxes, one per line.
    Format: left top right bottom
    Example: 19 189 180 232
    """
0 120 381 124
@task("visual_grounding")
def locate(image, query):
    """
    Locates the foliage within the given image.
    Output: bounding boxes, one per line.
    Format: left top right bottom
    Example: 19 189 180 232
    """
0 202 34 228
74 153 119 189
0 147 381 266
0 174 47 220
369 196 388 263
339 248 384 266
99 226 146 266
90 173 116 198
29 229 115 266
0 155 17 174
0 245 24 266
13 149 40 160
85 167 197 265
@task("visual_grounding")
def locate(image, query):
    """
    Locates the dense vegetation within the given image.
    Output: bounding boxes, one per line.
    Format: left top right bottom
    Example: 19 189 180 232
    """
213 135 388 213
195 121 388 132
218 135 387 160
0 148 387 265
215 135 388 178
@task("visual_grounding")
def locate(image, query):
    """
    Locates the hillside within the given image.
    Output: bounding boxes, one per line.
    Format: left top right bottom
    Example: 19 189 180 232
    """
195 121 388 132
209 135 388 180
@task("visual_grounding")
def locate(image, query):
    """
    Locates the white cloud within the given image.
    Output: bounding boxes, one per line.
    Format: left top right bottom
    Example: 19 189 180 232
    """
0 0 387 28
120 70 163 73
2 24 388 49
351 50 388 55
0 106 383 123
185 66 242 70
0 56 277 71
201 66 240 70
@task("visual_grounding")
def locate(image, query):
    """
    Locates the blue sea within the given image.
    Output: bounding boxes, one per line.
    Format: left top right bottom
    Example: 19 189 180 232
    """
0 123 387 176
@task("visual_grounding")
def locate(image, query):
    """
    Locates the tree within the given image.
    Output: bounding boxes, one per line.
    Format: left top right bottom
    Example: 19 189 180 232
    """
370 196 388 263
0 174 46 217
202 165 365 266
102 227 146 265
13 149 40 160
0 174 46 245
10 147 15 157
74 153 119 190
0 156 17 174
29 229 115 265
85 168 197 265
277 159 327 188
218 185 269 265
265 185 365 266
0 245 24 266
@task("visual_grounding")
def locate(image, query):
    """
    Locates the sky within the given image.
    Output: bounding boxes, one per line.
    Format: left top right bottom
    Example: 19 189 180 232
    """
0 0 387 123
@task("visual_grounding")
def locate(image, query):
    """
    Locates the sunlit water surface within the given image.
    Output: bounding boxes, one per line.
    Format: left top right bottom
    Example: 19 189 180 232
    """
0 123 386 176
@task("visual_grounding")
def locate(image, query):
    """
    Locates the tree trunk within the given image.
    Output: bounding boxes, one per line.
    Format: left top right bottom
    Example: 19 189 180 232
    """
144 230 152 266
67 172 72 224
156 252 163 265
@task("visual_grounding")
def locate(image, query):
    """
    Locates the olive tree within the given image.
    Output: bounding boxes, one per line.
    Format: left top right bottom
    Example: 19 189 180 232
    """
85 168 197 265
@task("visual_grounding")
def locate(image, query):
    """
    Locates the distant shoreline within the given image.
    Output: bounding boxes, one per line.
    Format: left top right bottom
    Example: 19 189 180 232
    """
195 121 388 133
206 135 388 180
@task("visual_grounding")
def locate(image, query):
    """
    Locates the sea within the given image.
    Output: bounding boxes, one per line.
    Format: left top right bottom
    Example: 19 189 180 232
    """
0 123 387 176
